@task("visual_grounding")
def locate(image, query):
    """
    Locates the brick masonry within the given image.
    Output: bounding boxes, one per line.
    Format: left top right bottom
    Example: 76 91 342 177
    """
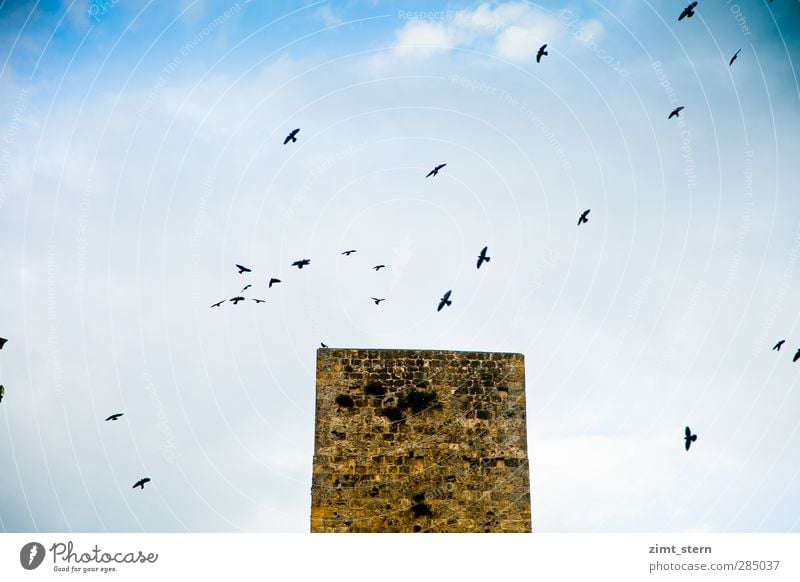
310 348 531 532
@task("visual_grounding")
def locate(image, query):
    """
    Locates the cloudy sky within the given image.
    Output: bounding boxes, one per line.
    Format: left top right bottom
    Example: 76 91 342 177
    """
1 0 799 533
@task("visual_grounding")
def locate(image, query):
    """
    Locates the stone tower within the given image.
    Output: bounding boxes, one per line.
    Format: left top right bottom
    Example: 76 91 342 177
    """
310 348 531 533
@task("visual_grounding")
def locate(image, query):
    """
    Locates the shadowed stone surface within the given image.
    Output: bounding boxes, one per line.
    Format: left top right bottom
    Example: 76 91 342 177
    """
310 348 531 532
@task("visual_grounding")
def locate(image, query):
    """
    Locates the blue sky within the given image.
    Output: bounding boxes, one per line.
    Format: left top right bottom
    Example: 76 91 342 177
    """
1 0 800 533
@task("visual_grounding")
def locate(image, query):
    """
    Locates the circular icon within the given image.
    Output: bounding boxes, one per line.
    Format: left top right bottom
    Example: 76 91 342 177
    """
20 542 46 570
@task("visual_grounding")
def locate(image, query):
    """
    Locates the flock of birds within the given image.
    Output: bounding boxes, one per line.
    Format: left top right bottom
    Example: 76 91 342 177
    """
212 240 493 316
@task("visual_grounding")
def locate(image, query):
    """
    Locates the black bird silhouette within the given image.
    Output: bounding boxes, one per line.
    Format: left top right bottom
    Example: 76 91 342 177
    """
678 2 697 20
477 246 490 269
292 259 311 269
235 264 252 274
320 342 328 348
373 265 386 271
794 349 800 363
252 298 266 304
341 250 357 256
684 426 698 451
268 277 281 288
578 209 591 226
132 478 151 490
437 290 452 312
229 296 245 305
0 385 4 403
773 339 785 351
241 284 252 293
536 44 548 63
371 297 387 305
105 413 124 421
210 300 225 308
426 163 446 178
729 49 741 66
668 106 684 119
0 337 6 350
283 128 300 144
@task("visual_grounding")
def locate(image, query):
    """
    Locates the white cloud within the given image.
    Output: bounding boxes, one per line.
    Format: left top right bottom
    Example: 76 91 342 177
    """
393 20 454 57
389 2 605 63
495 25 539 62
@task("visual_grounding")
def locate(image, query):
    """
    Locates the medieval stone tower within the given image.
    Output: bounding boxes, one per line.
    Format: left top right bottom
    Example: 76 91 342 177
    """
310 348 531 532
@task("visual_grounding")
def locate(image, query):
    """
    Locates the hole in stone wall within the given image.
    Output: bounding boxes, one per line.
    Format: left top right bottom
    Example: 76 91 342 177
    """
335 394 355 408
365 382 387 396
399 387 439 414
413 525 422 532
382 407 403 422
410 493 433 518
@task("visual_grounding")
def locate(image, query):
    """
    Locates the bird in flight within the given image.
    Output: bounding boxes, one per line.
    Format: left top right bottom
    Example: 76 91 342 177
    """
729 49 741 66
0 385 4 403
229 296 245 305
241 284 252 293
536 44 548 63
477 246 490 269
210 300 225 308
371 297 387 305
678 2 698 21
373 265 386 271
794 349 800 363
132 478 151 490
235 264 252 274
268 277 281 288
668 106 685 119
684 426 698 451
105 413 124 421
252 298 266 304
437 290 452 312
320 342 328 348
578 209 591 226
341 250 357 256
284 128 300 144
0 337 7 350
292 259 311 269
773 339 785 351
426 163 446 178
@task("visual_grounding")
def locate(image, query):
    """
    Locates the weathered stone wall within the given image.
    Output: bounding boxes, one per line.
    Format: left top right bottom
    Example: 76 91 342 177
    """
310 348 531 533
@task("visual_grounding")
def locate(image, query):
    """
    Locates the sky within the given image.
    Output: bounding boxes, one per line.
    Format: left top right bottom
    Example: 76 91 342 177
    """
1 0 799 533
